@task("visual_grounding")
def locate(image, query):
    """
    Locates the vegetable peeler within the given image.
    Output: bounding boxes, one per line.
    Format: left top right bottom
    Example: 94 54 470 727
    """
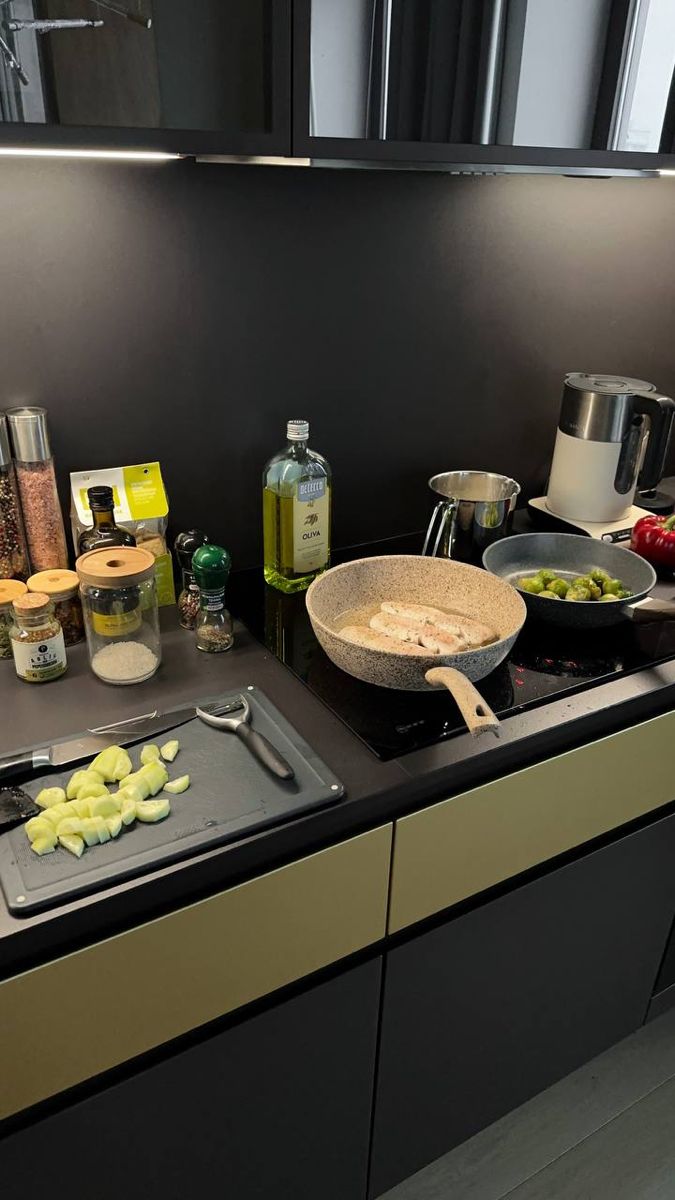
196 694 295 781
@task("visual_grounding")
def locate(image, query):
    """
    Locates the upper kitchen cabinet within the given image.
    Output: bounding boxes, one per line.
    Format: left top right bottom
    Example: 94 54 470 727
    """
293 0 675 173
0 0 291 155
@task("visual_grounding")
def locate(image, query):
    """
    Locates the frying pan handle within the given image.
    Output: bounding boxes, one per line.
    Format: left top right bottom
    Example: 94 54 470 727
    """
425 667 500 736
423 500 458 558
629 596 675 623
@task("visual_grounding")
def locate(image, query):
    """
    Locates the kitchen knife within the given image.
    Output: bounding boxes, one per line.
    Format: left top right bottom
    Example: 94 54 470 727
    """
0 707 198 782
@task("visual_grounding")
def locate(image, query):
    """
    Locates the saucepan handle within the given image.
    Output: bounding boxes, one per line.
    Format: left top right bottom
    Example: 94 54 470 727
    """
628 596 675 623
425 667 500 736
422 500 458 558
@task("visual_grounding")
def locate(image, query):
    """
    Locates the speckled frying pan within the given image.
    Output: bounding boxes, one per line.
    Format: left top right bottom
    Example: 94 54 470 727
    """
483 532 668 629
305 555 526 736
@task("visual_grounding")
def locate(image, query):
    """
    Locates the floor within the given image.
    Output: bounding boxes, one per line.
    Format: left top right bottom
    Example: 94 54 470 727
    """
381 1003 675 1200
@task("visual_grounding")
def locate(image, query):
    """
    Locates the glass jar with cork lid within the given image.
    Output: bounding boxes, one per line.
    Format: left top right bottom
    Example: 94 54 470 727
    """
76 545 160 684
27 568 84 646
0 578 27 659
9 591 68 683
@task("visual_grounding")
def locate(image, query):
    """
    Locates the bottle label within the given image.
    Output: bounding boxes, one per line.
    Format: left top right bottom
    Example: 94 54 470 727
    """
293 480 329 574
200 587 225 612
12 631 67 682
91 607 142 638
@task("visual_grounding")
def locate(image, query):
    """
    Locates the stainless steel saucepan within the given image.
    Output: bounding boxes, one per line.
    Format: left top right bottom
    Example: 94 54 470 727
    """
306 555 526 736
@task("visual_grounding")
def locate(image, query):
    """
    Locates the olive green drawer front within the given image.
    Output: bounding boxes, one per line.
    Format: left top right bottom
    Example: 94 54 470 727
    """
389 712 675 934
0 824 392 1121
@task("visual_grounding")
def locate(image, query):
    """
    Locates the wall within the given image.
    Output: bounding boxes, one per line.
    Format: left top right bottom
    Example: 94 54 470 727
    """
0 159 674 568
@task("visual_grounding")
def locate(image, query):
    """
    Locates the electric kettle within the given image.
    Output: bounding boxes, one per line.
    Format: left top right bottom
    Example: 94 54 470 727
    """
546 374 675 524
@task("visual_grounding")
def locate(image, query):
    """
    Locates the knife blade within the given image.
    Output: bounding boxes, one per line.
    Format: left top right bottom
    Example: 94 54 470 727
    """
0 707 197 782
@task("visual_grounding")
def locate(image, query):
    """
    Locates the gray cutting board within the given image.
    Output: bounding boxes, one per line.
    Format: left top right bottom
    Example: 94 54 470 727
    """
0 687 344 915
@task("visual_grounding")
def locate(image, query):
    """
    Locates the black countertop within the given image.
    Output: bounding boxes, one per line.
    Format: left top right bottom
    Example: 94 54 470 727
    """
3 549 675 978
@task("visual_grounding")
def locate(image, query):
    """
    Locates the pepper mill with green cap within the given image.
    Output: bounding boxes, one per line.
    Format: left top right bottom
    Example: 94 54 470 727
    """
192 544 233 653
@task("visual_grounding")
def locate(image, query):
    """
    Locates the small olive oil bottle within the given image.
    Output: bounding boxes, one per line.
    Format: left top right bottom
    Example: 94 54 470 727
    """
263 419 331 593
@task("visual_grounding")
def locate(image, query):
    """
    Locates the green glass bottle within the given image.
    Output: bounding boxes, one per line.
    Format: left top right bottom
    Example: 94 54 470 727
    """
263 419 332 593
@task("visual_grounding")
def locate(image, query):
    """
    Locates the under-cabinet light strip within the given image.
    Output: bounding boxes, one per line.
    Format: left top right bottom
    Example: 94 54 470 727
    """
0 148 181 161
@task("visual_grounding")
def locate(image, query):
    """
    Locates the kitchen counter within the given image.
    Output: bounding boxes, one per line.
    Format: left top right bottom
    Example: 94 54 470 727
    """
3 564 675 978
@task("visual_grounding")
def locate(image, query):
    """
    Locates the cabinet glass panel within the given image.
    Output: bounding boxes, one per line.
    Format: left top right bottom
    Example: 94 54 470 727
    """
308 0 675 154
0 0 274 132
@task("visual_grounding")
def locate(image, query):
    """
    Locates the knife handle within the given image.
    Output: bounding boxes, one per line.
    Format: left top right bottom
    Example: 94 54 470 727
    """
235 724 295 781
0 749 51 781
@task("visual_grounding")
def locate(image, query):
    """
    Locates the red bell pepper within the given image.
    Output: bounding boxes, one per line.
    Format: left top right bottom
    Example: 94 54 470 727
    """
630 513 675 569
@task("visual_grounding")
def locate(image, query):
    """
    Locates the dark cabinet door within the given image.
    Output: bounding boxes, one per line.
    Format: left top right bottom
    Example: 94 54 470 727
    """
369 814 675 1197
0 958 381 1200
293 0 675 172
0 0 291 155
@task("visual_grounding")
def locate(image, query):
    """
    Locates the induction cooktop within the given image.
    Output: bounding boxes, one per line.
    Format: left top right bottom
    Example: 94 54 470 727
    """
229 533 675 760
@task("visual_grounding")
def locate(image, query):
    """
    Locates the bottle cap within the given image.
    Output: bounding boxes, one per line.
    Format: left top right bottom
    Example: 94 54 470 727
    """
174 529 210 570
27 568 79 601
87 485 115 511
287 419 309 442
13 591 51 618
6 407 52 464
0 579 27 611
192 544 231 589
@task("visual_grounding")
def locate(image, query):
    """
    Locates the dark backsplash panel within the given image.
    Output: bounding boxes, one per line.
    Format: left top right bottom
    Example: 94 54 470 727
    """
1 159 674 566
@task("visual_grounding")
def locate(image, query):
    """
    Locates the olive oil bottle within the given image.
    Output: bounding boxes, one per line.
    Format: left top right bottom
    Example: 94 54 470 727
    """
263 419 331 592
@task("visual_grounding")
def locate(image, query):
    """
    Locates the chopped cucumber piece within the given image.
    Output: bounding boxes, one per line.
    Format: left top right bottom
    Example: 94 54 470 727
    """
77 781 109 801
119 795 137 826
56 817 84 837
120 771 151 800
80 818 100 848
160 739 180 763
35 786 67 809
25 815 55 842
66 770 103 800
106 814 123 838
73 797 92 818
91 815 110 844
46 802 72 824
31 835 56 855
164 775 190 795
90 745 133 783
90 794 121 818
59 834 84 858
139 761 169 796
140 744 161 765
135 797 170 823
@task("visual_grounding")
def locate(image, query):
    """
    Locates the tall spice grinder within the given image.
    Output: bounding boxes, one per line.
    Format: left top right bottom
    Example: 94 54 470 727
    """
174 529 209 630
192 544 233 652
7 407 68 571
0 414 29 580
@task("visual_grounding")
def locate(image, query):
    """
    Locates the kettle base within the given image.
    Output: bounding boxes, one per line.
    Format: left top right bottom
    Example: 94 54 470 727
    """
528 496 651 543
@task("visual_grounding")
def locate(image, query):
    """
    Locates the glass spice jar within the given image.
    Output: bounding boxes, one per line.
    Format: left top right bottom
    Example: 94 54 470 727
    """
192 544 233 653
174 528 209 630
27 568 84 646
76 546 161 685
0 415 29 581
10 591 67 683
0 579 27 659
7 407 68 572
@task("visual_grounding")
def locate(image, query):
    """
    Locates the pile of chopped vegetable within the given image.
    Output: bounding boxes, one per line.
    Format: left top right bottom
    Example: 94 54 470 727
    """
25 738 190 857
517 567 631 602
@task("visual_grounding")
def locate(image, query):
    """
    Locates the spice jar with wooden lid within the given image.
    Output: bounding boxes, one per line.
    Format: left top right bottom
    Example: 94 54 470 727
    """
76 546 160 685
0 579 27 659
27 568 84 646
9 591 67 683
6 407 68 572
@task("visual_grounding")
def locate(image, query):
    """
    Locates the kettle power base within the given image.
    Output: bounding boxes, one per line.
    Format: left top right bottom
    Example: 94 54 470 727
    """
528 497 649 543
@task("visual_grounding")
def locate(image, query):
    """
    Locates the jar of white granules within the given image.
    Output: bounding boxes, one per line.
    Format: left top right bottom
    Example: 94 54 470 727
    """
75 546 161 685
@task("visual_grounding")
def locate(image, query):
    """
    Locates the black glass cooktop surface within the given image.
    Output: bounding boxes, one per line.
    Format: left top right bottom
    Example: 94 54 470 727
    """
230 535 675 760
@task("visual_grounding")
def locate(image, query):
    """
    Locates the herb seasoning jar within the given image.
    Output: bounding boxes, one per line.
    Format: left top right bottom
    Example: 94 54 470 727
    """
76 546 161 685
10 591 67 683
193 544 233 653
7 407 68 572
0 579 27 659
174 529 209 630
27 568 84 646
0 415 29 581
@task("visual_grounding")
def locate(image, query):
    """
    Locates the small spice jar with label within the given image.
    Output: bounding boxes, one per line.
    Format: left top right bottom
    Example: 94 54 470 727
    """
10 592 67 683
27 568 84 646
76 546 161 685
193 544 233 653
0 579 27 659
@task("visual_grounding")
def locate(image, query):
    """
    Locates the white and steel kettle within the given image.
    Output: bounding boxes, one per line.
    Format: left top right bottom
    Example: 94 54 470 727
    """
546 374 675 524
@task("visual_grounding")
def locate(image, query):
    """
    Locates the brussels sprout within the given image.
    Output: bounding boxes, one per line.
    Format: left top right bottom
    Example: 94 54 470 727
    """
546 578 569 598
538 590 560 599
566 585 591 601
598 593 620 602
534 569 557 586
590 567 611 585
518 576 544 594
617 588 632 599
602 578 624 596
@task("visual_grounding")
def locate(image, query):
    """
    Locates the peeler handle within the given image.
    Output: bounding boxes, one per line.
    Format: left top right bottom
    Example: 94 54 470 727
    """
236 723 295 781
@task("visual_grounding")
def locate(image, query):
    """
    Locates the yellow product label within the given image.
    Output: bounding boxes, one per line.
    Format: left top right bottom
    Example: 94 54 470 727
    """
123 463 169 521
91 607 142 638
153 552 176 606
293 480 330 574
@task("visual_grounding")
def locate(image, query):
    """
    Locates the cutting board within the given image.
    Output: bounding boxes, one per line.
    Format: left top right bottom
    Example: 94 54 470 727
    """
0 686 344 915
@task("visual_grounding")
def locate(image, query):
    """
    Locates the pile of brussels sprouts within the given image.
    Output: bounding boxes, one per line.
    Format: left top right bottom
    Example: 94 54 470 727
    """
517 567 631 602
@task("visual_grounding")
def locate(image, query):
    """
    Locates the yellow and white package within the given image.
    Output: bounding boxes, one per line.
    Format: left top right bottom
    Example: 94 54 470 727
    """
70 463 176 606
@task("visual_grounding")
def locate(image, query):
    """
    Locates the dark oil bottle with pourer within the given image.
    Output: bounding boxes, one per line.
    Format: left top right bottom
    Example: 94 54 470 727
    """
78 486 136 555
